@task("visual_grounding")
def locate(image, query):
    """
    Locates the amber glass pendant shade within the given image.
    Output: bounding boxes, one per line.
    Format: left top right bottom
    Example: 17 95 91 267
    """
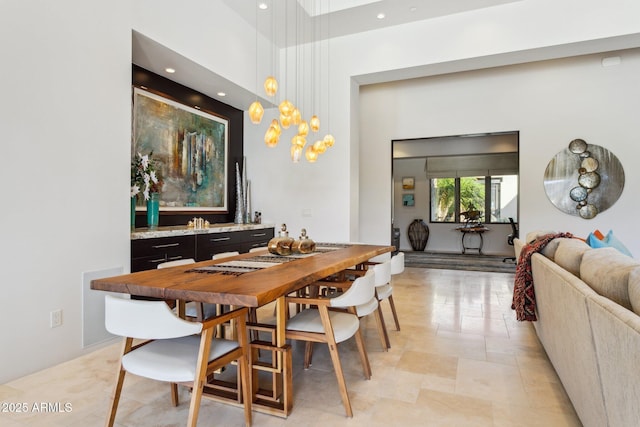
271 119 282 136
264 126 279 147
264 76 278 97
309 115 320 132
291 108 302 125
298 120 309 136
291 134 307 148
279 100 294 116
313 140 327 154
248 101 264 124
323 134 335 147
305 146 318 163
291 145 302 162
280 113 292 129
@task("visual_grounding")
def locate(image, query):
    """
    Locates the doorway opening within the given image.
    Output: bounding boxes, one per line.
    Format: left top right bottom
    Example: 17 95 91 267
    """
392 131 519 260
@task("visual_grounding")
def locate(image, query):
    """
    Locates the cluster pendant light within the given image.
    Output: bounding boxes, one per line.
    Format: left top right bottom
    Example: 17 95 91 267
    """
249 0 335 163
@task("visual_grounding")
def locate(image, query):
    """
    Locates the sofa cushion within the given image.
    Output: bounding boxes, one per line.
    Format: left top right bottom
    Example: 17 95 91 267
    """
554 239 591 277
524 230 567 259
580 247 640 311
628 267 640 316
525 230 556 244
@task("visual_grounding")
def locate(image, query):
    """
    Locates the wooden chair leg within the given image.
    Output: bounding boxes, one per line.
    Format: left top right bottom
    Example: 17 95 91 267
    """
187 328 214 427
387 295 401 331
106 337 132 427
353 326 372 380
170 383 179 406
304 341 314 368
318 306 353 417
376 304 391 349
372 308 389 352
235 316 252 427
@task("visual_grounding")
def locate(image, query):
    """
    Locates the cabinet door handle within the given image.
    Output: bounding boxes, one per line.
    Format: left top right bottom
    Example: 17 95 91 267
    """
151 243 180 249
210 237 231 242
167 256 183 261
150 258 167 263
251 233 267 237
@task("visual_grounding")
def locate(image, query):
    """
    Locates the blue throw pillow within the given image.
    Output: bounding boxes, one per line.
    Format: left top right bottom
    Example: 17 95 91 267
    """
605 230 633 257
588 230 633 257
586 232 603 247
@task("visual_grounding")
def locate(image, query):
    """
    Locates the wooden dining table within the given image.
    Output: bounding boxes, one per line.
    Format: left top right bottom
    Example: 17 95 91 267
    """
91 242 393 418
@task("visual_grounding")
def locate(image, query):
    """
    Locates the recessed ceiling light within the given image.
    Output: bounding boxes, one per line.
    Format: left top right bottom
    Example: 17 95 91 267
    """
410 7 417 12
165 67 175 73
377 13 385 20
258 2 268 10
217 92 226 97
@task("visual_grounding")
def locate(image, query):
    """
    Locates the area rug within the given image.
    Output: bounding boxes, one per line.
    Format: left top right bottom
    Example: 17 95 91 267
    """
404 251 516 274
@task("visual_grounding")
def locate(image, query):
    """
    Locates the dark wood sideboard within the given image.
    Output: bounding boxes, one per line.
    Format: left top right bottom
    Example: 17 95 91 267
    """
131 224 274 272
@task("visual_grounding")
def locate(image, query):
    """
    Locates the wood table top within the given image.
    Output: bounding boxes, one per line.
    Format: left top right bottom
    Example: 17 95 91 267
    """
91 244 393 308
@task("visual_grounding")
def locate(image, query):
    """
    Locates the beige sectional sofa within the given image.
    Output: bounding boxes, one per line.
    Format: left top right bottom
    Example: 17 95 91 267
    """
514 233 640 427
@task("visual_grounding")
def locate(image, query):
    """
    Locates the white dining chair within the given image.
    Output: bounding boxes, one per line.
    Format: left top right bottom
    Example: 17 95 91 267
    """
285 269 375 418
157 258 217 321
157 258 196 269
375 256 401 348
104 295 252 427
212 251 240 259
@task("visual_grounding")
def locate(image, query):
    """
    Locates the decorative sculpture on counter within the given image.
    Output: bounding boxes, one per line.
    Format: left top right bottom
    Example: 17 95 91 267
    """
268 224 295 256
291 228 316 254
544 139 624 219
234 162 245 224
242 157 252 224
188 217 209 229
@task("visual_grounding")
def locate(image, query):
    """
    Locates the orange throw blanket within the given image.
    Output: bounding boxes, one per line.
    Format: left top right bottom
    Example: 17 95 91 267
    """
511 232 574 321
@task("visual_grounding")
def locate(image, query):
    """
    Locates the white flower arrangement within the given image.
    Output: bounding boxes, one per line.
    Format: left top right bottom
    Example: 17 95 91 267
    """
131 152 163 201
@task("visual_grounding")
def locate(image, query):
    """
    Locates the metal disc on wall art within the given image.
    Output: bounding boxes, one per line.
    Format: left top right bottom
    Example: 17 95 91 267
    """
543 139 624 219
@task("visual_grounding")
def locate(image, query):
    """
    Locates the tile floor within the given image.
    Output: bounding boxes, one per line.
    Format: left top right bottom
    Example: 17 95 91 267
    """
1 267 582 426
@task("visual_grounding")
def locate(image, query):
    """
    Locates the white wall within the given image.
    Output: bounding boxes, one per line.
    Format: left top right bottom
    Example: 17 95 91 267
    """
361 50 640 256
3 0 640 382
0 1 132 382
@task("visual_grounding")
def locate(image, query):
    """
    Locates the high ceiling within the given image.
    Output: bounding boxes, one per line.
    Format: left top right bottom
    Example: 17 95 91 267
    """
222 0 520 47
133 1 522 110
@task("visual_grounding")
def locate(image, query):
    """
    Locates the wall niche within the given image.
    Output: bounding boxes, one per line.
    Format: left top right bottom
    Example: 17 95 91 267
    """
132 65 244 227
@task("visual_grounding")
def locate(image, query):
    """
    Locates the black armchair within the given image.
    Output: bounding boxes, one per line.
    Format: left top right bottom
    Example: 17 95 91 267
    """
503 217 519 263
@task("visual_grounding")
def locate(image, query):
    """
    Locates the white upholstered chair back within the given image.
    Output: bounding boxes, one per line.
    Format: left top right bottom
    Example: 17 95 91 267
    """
372 259 391 287
105 295 202 339
390 252 405 276
330 269 375 308
212 251 239 259
157 258 195 268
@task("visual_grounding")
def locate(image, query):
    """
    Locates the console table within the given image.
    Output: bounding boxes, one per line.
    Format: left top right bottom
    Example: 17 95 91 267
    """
455 225 490 254
130 223 274 271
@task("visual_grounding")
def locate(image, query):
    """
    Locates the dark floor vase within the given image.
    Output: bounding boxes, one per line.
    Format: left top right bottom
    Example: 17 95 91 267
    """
408 219 429 251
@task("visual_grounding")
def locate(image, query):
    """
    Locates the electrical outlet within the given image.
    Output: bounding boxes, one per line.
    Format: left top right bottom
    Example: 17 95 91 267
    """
50 309 63 328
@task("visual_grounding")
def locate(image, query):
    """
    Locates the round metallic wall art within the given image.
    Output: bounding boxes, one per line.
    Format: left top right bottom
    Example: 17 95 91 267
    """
543 139 624 219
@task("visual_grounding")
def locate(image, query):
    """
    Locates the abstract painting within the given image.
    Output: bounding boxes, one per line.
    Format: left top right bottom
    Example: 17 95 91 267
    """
133 87 228 212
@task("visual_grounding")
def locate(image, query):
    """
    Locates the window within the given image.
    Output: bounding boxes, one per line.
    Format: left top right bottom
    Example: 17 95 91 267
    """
430 174 518 223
